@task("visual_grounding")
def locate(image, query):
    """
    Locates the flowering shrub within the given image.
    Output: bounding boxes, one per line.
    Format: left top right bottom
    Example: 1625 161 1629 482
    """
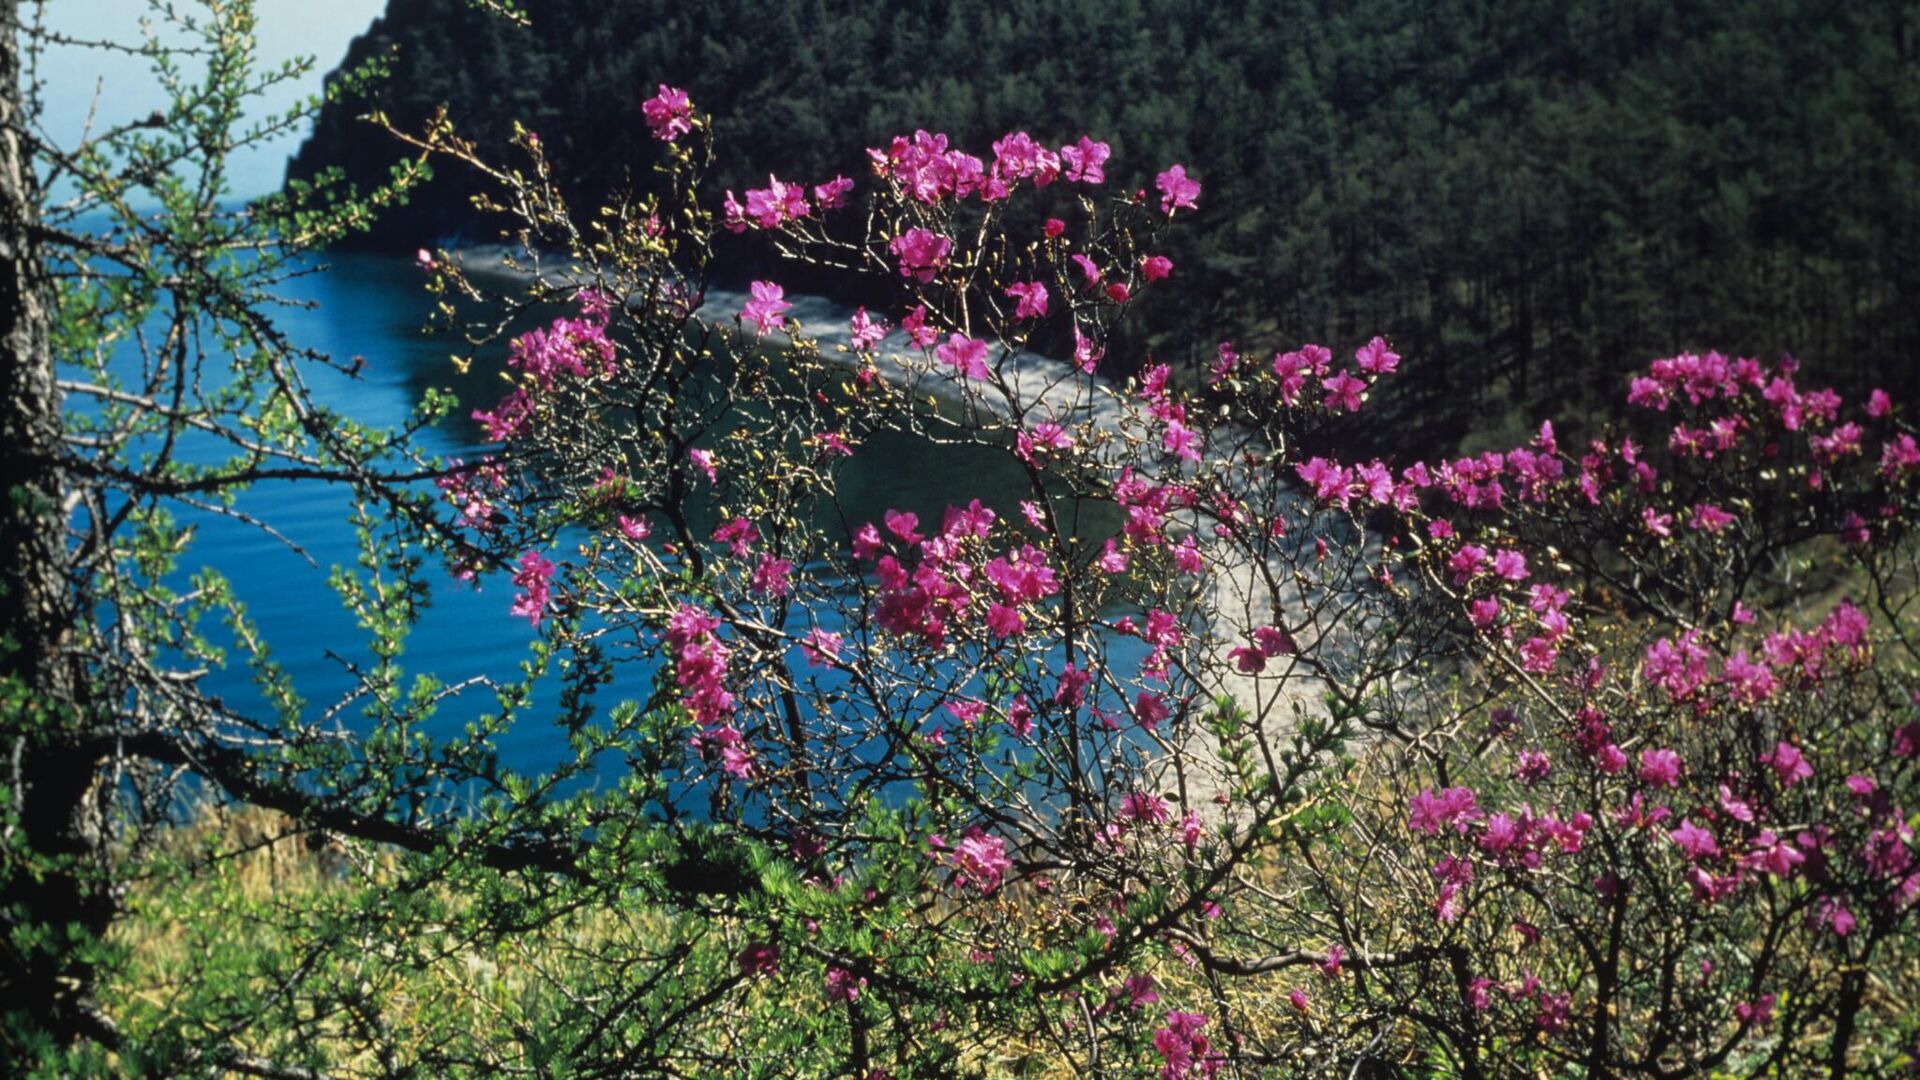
161 89 1918 1076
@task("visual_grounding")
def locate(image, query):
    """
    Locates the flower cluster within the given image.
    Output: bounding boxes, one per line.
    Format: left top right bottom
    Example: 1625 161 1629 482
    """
471 294 616 441
666 604 750 778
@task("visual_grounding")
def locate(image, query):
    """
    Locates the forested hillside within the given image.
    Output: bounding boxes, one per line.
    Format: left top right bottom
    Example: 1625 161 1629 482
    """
289 0 1920 449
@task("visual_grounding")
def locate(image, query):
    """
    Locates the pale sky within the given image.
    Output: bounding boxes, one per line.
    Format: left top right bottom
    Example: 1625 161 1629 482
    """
33 0 390 197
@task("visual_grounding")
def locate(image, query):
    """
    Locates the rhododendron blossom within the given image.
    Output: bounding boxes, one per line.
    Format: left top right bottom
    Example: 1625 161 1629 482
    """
849 306 887 350
947 830 1012 893
640 84 692 141
740 280 792 335
889 227 952 283
1155 164 1201 213
1059 136 1110 183
936 333 990 380
509 550 555 627
1004 279 1048 319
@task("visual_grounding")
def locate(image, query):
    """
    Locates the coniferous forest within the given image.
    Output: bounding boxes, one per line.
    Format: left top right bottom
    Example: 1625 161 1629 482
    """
292 0 1920 449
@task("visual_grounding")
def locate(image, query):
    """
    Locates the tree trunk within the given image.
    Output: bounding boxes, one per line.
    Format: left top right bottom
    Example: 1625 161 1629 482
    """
0 0 113 1049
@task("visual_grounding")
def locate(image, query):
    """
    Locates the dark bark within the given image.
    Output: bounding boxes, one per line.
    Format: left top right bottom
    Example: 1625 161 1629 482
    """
0 0 114 1050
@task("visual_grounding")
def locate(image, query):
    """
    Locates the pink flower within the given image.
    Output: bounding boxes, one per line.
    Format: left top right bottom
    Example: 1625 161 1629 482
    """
1448 545 1489 585
944 699 987 728
1297 457 1352 505
1689 503 1736 533
509 550 556 627
1054 662 1092 707
1468 597 1501 629
1596 743 1628 774
825 966 866 1003
1135 690 1171 730
1123 973 1160 1010
1288 988 1310 1014
641 84 693 141
1519 635 1559 673
1208 341 1239 385
1669 819 1720 861
889 227 952 283
883 508 923 545
816 431 853 459
1409 786 1482 835
1180 810 1204 849
712 517 757 557
1006 695 1035 738
719 190 747 233
744 175 809 227
1492 548 1530 581
1153 1011 1214 1080
1005 280 1049 319
936 333 991 380
1734 994 1776 1028
985 603 1024 637
1121 791 1171 825
689 447 718 483
1514 750 1552 786
617 514 651 540
737 942 779 977
812 175 854 209
1070 253 1102 287
1015 422 1073 464
741 281 792 335
1319 945 1345 979
1536 992 1571 1034
1162 419 1201 462
948 830 1012 892
899 304 939 349
1072 326 1104 373
1253 625 1294 656
1141 255 1173 282
1172 535 1203 574
849 307 888 351
750 554 793 597
1638 747 1683 788
1720 650 1776 704
1817 897 1857 936
1355 335 1400 374
1643 631 1711 700
473 389 533 442
1271 349 1313 404
1059 136 1111 183
990 130 1046 182
1881 433 1920 477
799 627 842 667
1043 217 1067 238
669 605 736 731
1760 741 1814 786
1322 370 1366 411
1155 164 1201 213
